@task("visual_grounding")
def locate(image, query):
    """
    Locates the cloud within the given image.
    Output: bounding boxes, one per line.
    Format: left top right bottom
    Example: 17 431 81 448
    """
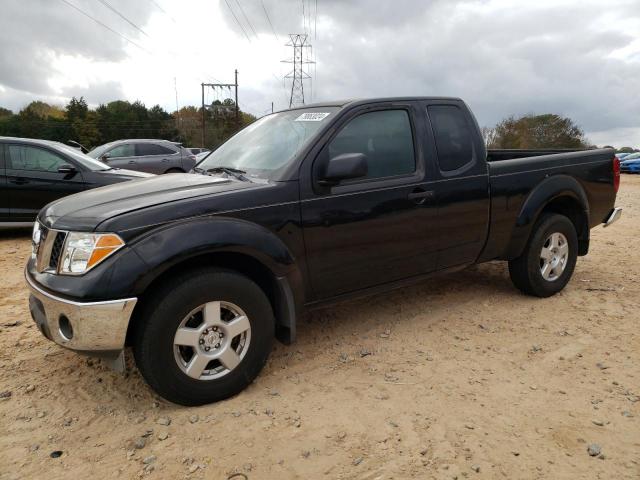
1 0 639 146
227 0 640 140
59 81 125 107
0 0 151 107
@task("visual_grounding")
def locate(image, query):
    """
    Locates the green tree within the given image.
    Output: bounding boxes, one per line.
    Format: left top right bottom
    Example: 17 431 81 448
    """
174 99 256 150
488 113 588 149
21 101 65 119
66 96 89 121
0 96 254 150
65 97 99 148
618 146 638 153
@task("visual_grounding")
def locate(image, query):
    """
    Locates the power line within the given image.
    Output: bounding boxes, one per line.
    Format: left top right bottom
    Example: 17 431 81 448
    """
58 0 150 53
234 0 257 38
260 0 279 42
223 0 251 42
146 0 177 23
94 0 151 38
301 0 307 35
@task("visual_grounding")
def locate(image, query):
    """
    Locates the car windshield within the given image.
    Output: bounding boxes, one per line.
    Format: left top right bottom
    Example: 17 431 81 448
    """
197 107 339 178
54 143 111 170
623 153 640 160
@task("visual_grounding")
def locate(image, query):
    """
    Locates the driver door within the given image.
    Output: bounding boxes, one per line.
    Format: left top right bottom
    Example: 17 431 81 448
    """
300 104 439 300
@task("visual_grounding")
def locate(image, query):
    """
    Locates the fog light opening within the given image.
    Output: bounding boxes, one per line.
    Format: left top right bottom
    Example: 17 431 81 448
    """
58 315 73 341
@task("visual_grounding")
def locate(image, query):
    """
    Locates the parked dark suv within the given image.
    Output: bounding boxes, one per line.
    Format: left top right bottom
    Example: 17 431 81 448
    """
0 136 151 225
87 139 197 174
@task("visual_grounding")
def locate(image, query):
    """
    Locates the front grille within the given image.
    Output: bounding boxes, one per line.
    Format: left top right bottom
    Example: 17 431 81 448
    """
35 225 66 273
49 233 65 270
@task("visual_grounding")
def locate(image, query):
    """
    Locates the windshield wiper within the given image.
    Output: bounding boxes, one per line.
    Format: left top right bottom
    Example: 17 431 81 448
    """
206 166 250 182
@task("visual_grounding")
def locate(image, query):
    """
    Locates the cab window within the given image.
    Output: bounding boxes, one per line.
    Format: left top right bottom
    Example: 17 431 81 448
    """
328 109 415 180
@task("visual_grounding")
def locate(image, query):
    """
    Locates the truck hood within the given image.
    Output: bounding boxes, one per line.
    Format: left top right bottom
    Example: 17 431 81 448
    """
39 173 260 231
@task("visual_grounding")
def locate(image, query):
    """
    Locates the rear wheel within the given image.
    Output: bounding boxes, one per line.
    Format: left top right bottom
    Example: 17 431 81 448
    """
133 268 274 406
508 213 578 297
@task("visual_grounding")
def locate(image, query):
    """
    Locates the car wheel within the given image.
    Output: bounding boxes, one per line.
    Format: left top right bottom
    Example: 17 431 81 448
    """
133 268 274 406
508 213 578 298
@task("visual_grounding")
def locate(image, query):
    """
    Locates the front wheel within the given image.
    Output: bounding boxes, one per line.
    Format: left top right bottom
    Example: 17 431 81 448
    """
133 268 274 406
508 213 578 298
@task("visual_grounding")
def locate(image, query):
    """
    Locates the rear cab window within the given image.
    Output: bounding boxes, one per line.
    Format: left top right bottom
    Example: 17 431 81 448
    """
427 105 475 173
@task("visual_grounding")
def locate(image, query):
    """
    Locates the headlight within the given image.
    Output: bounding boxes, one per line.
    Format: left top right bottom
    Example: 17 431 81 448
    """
59 232 125 275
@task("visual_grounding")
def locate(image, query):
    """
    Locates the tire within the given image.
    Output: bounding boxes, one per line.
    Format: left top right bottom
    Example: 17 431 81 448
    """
508 213 578 298
133 268 274 406
164 168 184 174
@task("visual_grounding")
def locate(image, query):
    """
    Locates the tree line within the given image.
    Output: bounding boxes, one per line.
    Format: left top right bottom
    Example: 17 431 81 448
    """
482 113 637 152
0 97 256 151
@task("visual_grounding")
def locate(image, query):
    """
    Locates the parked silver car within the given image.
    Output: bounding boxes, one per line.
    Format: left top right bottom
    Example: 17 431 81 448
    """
87 139 197 174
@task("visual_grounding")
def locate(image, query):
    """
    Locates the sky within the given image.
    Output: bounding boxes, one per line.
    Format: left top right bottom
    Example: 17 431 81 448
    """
0 0 639 147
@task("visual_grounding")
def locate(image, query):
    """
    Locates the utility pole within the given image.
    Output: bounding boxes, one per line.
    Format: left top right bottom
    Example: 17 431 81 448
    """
282 34 314 108
200 71 240 147
234 69 239 127
174 77 180 130
201 82 205 147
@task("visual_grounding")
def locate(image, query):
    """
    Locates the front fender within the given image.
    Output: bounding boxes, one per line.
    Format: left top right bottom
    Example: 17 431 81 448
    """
505 175 589 259
128 216 297 295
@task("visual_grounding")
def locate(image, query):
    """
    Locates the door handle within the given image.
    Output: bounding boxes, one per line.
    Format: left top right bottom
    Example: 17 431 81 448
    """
408 189 434 204
9 178 29 185
128 161 136 164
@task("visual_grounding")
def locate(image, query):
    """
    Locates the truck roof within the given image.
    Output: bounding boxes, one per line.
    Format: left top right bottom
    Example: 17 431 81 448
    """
282 96 463 112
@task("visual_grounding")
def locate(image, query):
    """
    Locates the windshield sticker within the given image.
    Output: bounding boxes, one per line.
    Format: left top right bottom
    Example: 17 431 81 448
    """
295 112 331 122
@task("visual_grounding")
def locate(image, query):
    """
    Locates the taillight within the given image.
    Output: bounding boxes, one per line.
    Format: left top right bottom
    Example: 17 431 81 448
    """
188 155 196 161
613 156 620 193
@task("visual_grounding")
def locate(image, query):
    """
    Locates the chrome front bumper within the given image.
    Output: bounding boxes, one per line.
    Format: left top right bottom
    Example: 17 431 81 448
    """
25 270 137 354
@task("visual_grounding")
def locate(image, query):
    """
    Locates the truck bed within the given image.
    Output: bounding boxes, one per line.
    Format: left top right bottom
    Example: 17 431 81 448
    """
480 147 617 262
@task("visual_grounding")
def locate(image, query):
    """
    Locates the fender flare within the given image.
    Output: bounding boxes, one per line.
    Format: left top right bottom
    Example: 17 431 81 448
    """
505 175 589 259
127 217 303 342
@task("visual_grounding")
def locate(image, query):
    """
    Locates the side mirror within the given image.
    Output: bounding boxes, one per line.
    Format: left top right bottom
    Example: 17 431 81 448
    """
100 153 111 162
57 164 77 174
319 153 368 186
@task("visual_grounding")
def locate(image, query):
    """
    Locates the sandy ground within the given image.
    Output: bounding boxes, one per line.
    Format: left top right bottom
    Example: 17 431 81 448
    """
1 176 639 480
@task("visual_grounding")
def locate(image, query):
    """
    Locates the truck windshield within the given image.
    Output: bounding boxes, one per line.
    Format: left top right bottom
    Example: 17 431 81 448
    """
197 107 339 178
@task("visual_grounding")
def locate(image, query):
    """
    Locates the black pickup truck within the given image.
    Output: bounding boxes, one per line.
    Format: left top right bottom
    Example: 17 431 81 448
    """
25 97 622 405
